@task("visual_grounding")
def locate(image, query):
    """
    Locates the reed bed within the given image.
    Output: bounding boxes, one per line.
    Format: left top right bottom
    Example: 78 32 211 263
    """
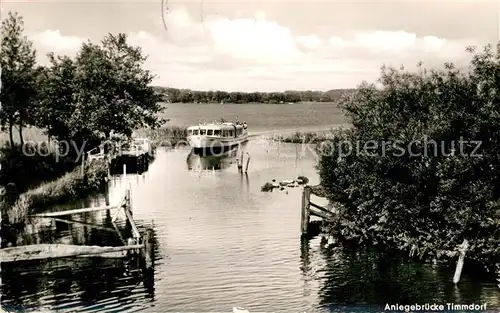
3 160 108 225
136 126 188 147
273 131 333 144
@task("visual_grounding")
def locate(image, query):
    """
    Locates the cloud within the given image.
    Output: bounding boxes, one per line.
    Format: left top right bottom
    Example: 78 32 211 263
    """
29 6 482 92
32 30 84 53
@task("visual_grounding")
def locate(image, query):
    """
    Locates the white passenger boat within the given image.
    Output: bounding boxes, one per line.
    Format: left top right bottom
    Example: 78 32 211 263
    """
187 121 248 155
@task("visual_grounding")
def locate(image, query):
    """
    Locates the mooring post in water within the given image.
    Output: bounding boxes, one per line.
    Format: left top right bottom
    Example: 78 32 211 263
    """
142 228 155 270
237 151 243 173
126 188 132 215
122 163 127 183
245 153 251 173
453 239 469 284
105 187 110 206
301 186 311 236
106 155 111 180
277 138 281 157
320 222 328 246
81 152 85 177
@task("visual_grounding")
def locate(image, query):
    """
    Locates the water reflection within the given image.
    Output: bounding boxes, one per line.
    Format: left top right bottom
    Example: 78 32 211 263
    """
3 141 500 312
186 146 239 171
2 258 153 312
314 244 500 312
1 191 159 312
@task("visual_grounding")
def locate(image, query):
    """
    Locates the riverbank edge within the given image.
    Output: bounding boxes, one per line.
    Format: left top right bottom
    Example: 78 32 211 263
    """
2 159 108 226
305 185 500 274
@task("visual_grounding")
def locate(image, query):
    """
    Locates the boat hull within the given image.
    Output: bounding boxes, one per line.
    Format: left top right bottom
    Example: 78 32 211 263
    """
188 135 248 156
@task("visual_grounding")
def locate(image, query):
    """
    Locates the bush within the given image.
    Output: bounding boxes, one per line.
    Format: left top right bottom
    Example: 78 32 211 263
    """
3 160 108 225
317 44 500 267
0 144 77 193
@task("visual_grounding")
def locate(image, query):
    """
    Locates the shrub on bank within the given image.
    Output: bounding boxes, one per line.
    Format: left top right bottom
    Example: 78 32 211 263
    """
4 160 108 225
0 144 76 193
317 45 500 268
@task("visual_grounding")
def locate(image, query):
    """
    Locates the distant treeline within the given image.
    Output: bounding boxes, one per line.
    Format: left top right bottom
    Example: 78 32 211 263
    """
153 87 355 103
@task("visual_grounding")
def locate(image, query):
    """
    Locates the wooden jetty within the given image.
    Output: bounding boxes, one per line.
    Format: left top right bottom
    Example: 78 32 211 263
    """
0 188 155 273
236 146 251 174
299 185 494 286
87 137 151 174
115 137 150 173
300 185 335 238
0 244 144 263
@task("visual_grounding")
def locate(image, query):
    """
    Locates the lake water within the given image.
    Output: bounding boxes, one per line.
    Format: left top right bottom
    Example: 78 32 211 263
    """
162 102 347 133
2 103 500 312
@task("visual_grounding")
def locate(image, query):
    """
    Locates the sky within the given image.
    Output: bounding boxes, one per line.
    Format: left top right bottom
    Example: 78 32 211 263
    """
2 0 499 92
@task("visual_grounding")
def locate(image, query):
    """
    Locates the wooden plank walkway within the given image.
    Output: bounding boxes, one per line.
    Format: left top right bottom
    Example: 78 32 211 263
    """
124 206 141 239
32 205 118 218
0 244 144 263
309 202 335 221
301 185 336 235
9 188 156 271
48 217 117 233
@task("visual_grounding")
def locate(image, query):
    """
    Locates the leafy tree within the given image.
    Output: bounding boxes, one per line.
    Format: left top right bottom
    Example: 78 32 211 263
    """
0 11 38 146
35 55 76 143
38 33 165 152
317 44 500 266
152 86 355 104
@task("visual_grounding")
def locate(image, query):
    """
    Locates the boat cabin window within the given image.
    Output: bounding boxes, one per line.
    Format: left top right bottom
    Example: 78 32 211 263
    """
188 130 193 135
214 129 221 136
193 129 199 135
229 130 234 136
200 129 207 135
207 129 213 136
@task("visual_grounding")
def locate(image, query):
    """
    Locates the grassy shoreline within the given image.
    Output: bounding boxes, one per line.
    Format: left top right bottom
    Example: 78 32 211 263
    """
2 159 108 226
0 125 186 226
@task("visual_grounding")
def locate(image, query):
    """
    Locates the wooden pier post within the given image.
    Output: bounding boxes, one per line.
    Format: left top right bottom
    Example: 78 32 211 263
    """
237 151 243 173
301 186 311 236
137 153 141 172
245 153 251 173
453 239 469 284
142 228 155 270
81 153 85 177
277 137 280 157
126 188 132 216
320 222 328 245
106 155 111 180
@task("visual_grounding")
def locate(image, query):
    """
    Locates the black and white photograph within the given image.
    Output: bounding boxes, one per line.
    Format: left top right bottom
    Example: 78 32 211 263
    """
0 0 500 312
